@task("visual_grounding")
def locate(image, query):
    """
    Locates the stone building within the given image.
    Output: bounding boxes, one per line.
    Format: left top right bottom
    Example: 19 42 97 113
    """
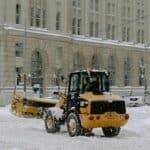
0 0 150 103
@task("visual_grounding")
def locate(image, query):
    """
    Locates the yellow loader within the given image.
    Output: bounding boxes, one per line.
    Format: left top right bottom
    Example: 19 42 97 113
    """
11 69 129 136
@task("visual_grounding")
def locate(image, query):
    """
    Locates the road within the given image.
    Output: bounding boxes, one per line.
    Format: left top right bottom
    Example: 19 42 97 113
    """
0 105 150 150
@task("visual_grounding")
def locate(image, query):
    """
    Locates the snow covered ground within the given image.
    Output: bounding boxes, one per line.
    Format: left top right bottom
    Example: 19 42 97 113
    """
0 105 150 150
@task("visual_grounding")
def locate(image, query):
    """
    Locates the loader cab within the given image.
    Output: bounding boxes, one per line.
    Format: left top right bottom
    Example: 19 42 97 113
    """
67 70 110 110
68 70 110 95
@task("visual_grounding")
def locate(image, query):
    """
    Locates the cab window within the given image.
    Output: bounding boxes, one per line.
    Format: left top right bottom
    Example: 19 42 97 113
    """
70 74 79 92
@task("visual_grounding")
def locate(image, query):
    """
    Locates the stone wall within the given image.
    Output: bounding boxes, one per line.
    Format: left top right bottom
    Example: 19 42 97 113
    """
0 28 150 89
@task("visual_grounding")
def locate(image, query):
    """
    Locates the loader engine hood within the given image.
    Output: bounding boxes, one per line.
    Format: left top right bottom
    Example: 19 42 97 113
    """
79 92 122 102
78 92 126 114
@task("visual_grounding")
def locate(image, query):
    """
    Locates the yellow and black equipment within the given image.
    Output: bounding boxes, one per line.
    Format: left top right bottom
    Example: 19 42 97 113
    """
44 69 129 137
11 69 129 137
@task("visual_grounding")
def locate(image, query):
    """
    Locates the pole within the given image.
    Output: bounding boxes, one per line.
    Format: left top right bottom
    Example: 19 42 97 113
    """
24 4 27 97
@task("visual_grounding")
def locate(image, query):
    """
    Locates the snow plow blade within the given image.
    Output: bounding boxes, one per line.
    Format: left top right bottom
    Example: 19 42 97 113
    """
11 94 58 118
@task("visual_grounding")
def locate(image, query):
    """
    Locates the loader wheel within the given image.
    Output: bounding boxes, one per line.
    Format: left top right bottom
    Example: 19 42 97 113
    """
81 128 94 136
67 113 82 136
45 111 60 133
102 127 120 137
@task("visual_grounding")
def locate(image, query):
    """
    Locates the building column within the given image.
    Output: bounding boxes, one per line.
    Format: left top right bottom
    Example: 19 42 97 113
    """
131 0 137 43
116 0 122 41
101 0 106 39
0 34 5 87
83 0 89 36
145 0 150 44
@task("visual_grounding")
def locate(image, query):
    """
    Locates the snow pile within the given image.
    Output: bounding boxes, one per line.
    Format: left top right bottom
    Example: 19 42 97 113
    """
1 105 150 150
48 107 64 120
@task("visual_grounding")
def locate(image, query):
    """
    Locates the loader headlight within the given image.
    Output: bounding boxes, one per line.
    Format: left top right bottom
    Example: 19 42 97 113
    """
79 99 88 107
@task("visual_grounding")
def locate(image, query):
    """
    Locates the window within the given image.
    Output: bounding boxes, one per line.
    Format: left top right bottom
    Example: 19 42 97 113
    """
122 6 126 17
127 28 130 41
16 4 21 24
137 29 140 43
91 55 99 69
141 30 144 43
15 43 23 57
73 52 81 70
122 27 126 41
122 26 130 42
90 22 94 36
106 24 111 39
43 9 46 28
30 0 46 28
77 19 81 35
70 74 79 92
72 0 76 7
124 57 131 86
95 22 99 37
56 47 63 67
90 0 94 10
16 67 23 85
71 0 82 35
139 58 145 86
128 7 130 17
137 9 140 19
136 29 144 43
72 18 76 34
95 0 98 11
78 0 81 7
36 8 41 27
16 67 23 74
108 56 115 85
112 25 115 40
112 3 115 14
106 3 111 14
31 51 43 85
30 7 34 26
56 12 61 30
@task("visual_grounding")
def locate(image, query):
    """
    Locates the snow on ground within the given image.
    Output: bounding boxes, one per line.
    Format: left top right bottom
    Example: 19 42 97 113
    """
0 105 150 150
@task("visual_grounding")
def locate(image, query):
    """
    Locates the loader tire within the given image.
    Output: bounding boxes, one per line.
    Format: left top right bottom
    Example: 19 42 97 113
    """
102 127 120 137
81 128 94 136
45 111 60 133
67 112 82 136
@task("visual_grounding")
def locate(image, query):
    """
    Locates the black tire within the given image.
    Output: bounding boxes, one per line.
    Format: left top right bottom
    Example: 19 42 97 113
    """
81 128 94 136
67 112 82 136
45 111 60 133
102 127 120 137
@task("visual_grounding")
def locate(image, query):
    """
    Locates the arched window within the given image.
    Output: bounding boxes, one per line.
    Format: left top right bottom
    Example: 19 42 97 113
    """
31 51 43 86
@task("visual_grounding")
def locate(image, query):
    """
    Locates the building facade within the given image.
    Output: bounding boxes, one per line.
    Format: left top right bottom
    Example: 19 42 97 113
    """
0 0 150 103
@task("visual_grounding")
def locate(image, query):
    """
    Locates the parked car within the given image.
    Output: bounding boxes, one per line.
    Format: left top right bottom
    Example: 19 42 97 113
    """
123 91 145 107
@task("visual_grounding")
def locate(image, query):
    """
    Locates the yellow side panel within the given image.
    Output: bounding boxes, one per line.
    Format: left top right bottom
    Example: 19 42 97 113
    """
79 112 129 129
